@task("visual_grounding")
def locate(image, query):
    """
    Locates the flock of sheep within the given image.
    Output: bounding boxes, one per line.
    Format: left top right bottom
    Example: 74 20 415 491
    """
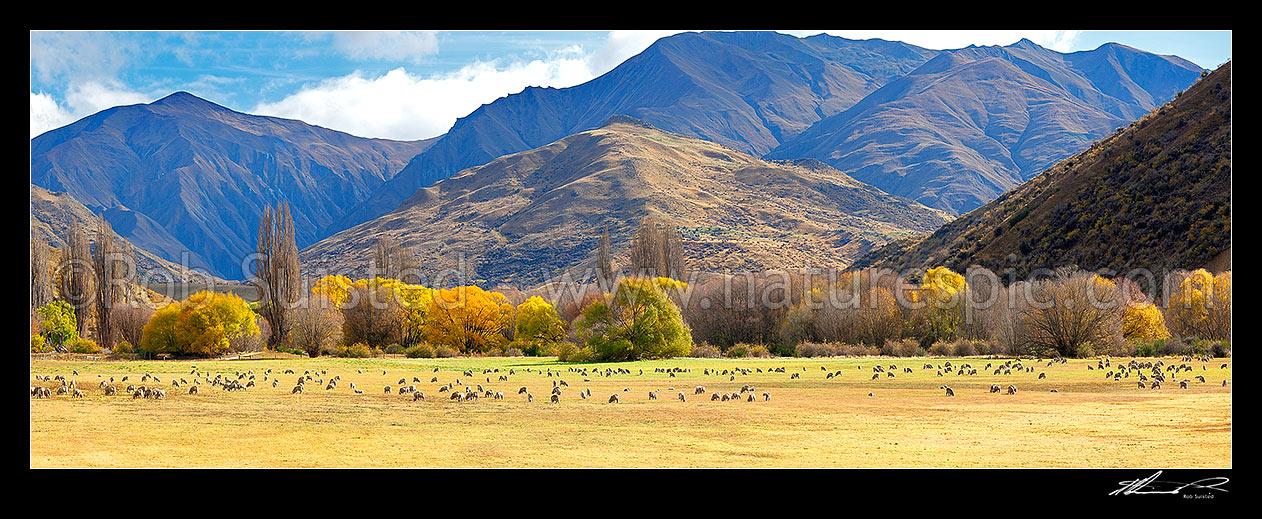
31 354 1230 405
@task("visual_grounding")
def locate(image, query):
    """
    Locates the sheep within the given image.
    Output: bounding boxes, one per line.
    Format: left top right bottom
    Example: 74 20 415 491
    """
1006 385 1017 395
292 385 304 394
1038 373 1046 379
104 385 117 396
990 384 1001 393
414 391 426 401
608 394 620 403
71 388 84 398
384 386 392 394
678 392 686 402
711 393 721 401
648 391 657 400
451 392 465 401
188 386 199 395
493 391 503 400
746 393 755 402
942 386 954 397
694 386 706 394
550 393 559 404
527 393 535 402
868 392 875 397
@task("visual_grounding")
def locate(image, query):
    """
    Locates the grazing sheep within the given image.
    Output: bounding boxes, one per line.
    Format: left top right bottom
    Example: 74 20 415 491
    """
414 392 426 401
1038 373 1046 379
1180 380 1189 389
943 386 955 397
384 386 392 394
608 394 619 403
720 394 729 402
292 385 304 394
550 393 559 404
71 388 84 398
104 386 117 396
678 392 686 402
868 392 875 397
711 393 721 401
1006 385 1017 395
694 386 706 395
648 391 657 400
189 386 199 395
747 393 755 402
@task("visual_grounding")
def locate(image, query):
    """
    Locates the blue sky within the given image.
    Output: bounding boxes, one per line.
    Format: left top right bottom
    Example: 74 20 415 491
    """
30 30 1231 140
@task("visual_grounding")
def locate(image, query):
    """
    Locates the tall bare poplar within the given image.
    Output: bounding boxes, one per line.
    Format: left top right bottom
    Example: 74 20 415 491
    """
374 236 421 284
253 202 301 348
93 216 135 347
597 228 613 289
60 219 94 339
629 216 686 280
31 234 52 312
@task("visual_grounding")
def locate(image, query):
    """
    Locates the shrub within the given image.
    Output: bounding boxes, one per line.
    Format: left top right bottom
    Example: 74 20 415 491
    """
68 337 101 354
796 342 842 357
31 333 49 353
384 343 404 355
345 342 372 358
726 344 748 358
927 341 954 357
504 346 524 357
690 343 722 358
114 340 134 355
434 345 459 358
556 342 592 362
404 343 434 358
953 340 978 357
883 338 923 357
747 344 772 358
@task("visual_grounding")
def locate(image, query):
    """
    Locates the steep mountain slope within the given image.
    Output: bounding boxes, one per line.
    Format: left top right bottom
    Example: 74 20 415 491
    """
31 184 224 284
30 92 436 279
767 39 1206 214
852 61 1230 280
303 117 952 287
331 31 941 233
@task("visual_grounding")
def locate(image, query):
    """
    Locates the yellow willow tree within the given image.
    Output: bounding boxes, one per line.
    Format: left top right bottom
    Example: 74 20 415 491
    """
513 296 566 355
422 285 515 353
1122 302 1171 342
912 266 967 346
1166 269 1232 341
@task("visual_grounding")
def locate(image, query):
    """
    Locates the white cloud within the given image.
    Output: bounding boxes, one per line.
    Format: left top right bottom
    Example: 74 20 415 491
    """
330 31 440 64
588 30 685 76
30 81 157 138
29 31 140 84
785 30 1083 52
30 92 73 138
251 38 647 141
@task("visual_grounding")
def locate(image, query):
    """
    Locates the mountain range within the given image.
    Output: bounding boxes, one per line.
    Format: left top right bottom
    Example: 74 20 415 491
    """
29 31 1214 285
766 39 1206 214
30 92 435 278
302 116 951 286
853 61 1231 281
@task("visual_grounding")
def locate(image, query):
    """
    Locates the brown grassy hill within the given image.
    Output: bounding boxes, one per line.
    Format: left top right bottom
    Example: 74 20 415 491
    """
852 61 1231 281
302 117 952 288
31 184 225 285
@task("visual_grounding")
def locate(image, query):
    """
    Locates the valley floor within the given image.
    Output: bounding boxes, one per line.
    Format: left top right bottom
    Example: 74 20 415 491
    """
29 356 1231 468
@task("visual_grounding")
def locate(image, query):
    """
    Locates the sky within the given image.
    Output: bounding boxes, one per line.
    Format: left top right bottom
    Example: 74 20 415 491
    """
29 30 1232 140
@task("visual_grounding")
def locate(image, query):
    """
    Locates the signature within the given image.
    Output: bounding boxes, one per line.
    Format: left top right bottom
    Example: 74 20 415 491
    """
1110 471 1229 496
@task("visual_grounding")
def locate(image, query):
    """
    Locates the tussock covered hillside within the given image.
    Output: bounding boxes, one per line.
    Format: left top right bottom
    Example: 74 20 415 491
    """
303 117 952 287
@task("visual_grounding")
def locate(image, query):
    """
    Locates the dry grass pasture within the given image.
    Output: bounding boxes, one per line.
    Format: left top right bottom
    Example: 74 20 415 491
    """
30 355 1231 468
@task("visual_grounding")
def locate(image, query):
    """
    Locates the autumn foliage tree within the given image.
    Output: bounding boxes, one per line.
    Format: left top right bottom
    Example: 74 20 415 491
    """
513 296 566 355
422 285 515 353
1012 269 1125 357
139 291 260 356
572 277 692 361
1165 269 1231 341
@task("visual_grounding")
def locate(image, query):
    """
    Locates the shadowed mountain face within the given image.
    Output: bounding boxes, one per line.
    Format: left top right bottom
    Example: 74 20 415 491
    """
302 118 953 288
330 31 942 234
853 62 1231 282
767 39 1207 214
30 92 436 279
